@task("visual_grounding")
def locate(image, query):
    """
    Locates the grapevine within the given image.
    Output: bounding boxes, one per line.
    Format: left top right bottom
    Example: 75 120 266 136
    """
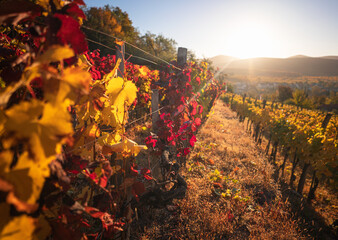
225 93 337 199
0 1 222 238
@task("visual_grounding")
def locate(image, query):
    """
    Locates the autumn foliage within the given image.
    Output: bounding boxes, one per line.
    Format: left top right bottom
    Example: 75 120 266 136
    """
0 0 222 239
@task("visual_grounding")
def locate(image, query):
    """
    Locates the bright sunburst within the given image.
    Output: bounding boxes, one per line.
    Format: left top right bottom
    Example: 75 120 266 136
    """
225 20 278 59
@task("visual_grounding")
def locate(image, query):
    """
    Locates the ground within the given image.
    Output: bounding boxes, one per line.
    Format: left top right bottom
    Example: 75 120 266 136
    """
131 100 337 240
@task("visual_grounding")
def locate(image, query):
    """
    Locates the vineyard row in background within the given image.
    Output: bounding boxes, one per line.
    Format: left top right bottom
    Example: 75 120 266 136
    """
222 93 337 202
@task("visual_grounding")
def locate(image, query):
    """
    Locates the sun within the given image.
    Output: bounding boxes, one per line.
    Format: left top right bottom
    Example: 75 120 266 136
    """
225 20 277 59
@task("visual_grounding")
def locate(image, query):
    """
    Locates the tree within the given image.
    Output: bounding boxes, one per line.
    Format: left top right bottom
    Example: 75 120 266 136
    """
83 5 139 55
277 85 293 103
286 89 312 109
82 5 178 68
187 49 197 62
138 32 177 62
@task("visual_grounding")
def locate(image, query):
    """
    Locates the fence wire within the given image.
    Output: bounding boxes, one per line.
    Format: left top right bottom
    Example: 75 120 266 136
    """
82 25 182 71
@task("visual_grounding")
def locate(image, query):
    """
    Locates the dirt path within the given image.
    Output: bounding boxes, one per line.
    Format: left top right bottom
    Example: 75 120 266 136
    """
133 100 308 239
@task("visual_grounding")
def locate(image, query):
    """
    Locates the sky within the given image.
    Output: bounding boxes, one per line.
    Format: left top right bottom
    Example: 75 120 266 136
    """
84 0 338 59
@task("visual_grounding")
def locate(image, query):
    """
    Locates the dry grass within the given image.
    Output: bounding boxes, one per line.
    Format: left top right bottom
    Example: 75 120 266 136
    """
131 100 338 239
132 100 312 239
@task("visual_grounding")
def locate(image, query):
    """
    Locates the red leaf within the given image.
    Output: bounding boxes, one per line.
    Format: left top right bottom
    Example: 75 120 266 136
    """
196 77 201 85
54 13 88 54
191 101 198 116
74 0 85 5
99 161 112 187
143 174 153 180
227 211 234 222
183 148 190 156
191 124 197 132
189 135 197 147
180 96 186 104
130 165 139 176
177 104 185 113
213 182 223 189
88 172 97 181
66 155 88 174
199 105 203 114
85 206 105 219
145 136 157 148
64 3 86 20
141 168 151 176
194 118 201 126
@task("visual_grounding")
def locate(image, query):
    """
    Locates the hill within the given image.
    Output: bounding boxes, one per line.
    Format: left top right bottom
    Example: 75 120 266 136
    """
211 55 338 76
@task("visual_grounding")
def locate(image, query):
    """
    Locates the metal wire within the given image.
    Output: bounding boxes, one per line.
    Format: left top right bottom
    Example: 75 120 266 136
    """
82 25 182 71
86 38 115 51
86 37 166 67
65 106 166 154
125 53 159 66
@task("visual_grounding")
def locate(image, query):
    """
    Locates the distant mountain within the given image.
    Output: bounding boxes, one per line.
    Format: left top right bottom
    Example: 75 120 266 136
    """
320 56 338 60
209 55 238 69
288 55 311 59
211 55 338 76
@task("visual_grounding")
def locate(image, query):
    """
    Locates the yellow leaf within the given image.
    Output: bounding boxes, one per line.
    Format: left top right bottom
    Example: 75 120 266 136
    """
5 100 44 140
0 150 13 173
0 78 26 108
101 59 121 84
1 151 48 204
87 122 100 138
0 204 51 240
0 205 35 240
139 66 149 77
62 67 91 93
105 76 124 96
0 110 5 133
43 66 91 107
36 45 74 64
98 132 122 146
104 77 137 125
77 54 92 71
4 100 73 162
36 0 51 10
103 138 147 159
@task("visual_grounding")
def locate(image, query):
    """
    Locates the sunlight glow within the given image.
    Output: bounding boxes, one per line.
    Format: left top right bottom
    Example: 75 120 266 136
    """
225 19 278 59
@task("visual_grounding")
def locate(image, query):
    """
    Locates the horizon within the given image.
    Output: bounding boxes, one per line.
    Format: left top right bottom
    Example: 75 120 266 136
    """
84 0 338 59
212 54 338 60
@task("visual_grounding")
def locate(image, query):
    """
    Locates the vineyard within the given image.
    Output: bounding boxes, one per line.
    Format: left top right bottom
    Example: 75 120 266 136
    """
0 1 223 239
223 93 337 201
1 1 338 240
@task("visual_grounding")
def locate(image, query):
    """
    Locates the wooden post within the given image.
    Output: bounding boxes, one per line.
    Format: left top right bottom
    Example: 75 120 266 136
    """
321 113 332 129
231 94 235 106
297 162 310 194
177 47 187 66
116 41 132 240
242 94 246 104
307 171 319 202
116 41 125 78
151 89 159 133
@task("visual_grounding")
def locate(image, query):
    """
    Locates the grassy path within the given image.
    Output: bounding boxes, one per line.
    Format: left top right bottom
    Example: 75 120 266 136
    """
134 100 312 239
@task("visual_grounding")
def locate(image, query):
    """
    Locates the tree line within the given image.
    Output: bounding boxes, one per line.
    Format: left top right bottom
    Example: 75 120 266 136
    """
82 5 195 68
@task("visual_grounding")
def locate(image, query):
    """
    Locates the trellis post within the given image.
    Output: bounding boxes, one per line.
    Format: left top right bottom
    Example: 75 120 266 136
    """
151 89 159 132
177 47 187 66
116 41 125 78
